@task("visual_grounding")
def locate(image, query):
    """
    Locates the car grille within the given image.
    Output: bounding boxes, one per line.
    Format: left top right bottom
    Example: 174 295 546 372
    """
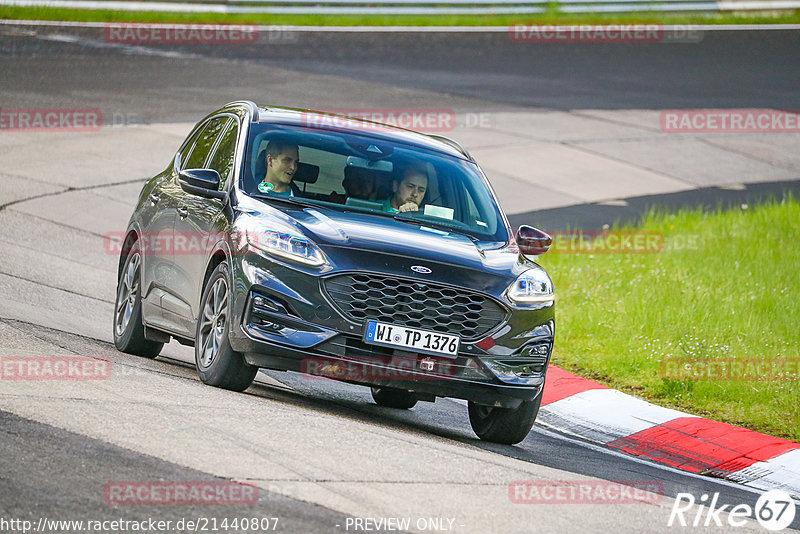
323 273 508 341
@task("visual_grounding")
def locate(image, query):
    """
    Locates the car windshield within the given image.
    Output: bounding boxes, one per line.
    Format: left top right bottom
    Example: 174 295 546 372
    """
241 123 509 242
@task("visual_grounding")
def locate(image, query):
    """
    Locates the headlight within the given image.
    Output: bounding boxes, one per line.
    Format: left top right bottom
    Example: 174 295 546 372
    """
506 266 554 304
239 219 326 267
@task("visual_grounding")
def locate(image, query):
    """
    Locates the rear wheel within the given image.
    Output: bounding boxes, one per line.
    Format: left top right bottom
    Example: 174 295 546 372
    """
195 262 257 392
113 242 163 358
468 394 542 445
371 387 418 409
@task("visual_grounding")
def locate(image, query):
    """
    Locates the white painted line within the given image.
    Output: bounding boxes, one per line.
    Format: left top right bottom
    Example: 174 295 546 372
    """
0 0 553 14
6 0 800 14
717 0 800 6
1 0 226 11
537 388 695 444
2 19 800 31
742 449 800 500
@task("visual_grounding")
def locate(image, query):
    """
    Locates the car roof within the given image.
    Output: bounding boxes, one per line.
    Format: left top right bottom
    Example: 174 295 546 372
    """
245 105 473 162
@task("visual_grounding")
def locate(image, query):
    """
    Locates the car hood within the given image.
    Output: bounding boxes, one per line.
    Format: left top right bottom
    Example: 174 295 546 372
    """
238 197 530 294
301 207 526 290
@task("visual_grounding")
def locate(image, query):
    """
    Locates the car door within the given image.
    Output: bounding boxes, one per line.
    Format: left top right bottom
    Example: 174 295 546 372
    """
163 115 235 336
138 123 205 325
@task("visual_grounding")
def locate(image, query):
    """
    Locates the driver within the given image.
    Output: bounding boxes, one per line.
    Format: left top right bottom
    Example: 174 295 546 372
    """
382 163 427 213
259 140 299 196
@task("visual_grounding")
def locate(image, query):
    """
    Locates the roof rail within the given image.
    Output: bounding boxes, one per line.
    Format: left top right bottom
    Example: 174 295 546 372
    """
428 134 472 161
225 100 260 123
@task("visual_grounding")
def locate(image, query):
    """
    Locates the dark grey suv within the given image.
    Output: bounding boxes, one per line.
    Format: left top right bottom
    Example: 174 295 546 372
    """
114 101 555 444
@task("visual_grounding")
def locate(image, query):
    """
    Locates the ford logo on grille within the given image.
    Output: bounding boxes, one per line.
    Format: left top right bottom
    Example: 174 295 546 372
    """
411 266 432 274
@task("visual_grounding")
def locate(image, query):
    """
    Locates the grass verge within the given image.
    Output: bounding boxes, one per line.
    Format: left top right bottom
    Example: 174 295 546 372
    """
538 195 799 441
1 6 799 26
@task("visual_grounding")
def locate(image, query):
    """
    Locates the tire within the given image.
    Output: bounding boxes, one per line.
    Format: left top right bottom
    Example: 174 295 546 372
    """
113 241 164 359
468 394 542 445
195 261 257 392
371 387 418 409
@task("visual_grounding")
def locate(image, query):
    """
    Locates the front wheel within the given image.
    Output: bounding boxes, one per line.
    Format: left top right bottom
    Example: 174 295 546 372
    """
195 262 257 392
468 394 542 445
113 242 163 358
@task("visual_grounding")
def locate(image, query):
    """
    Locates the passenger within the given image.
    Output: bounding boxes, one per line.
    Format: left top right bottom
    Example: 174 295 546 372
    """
259 140 299 196
330 166 376 204
382 163 427 213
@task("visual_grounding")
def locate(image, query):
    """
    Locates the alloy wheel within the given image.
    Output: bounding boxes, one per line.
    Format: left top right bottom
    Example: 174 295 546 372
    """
198 277 228 369
115 252 141 338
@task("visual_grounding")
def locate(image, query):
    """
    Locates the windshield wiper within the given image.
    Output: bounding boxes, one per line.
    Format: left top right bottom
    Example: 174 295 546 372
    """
392 212 480 242
251 193 321 209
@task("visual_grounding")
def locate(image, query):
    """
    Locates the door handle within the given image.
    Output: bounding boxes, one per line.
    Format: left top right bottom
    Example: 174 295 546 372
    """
177 207 189 219
148 193 160 205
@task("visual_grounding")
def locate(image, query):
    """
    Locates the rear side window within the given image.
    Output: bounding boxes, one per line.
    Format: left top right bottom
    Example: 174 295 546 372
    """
183 117 228 170
206 119 238 189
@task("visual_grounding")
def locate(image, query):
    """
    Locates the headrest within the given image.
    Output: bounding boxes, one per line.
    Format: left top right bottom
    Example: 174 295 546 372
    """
295 161 320 184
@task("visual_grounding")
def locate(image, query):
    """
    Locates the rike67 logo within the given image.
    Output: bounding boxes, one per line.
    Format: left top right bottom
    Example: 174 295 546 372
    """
668 490 796 531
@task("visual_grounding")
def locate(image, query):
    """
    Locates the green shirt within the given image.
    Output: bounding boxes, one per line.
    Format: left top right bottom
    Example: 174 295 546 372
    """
259 181 293 197
381 197 397 213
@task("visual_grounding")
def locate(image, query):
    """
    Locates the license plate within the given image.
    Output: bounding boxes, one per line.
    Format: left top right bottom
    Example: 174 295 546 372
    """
363 320 460 358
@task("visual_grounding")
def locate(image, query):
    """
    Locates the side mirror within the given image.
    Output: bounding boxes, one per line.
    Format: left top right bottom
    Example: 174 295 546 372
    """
516 225 552 256
178 169 227 200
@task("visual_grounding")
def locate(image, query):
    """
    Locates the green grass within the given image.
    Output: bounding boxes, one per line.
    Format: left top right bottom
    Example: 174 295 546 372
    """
2 6 800 26
538 196 800 441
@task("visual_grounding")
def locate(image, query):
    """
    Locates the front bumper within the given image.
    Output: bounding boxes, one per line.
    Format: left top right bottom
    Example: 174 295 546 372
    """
229 279 555 408
226 245 555 407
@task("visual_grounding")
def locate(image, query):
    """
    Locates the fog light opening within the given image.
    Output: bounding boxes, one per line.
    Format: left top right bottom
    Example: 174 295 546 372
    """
251 294 289 316
520 343 550 358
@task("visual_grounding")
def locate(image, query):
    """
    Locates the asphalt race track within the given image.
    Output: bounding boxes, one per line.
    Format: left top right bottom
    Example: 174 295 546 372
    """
3 25 800 114
1 23 799 533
